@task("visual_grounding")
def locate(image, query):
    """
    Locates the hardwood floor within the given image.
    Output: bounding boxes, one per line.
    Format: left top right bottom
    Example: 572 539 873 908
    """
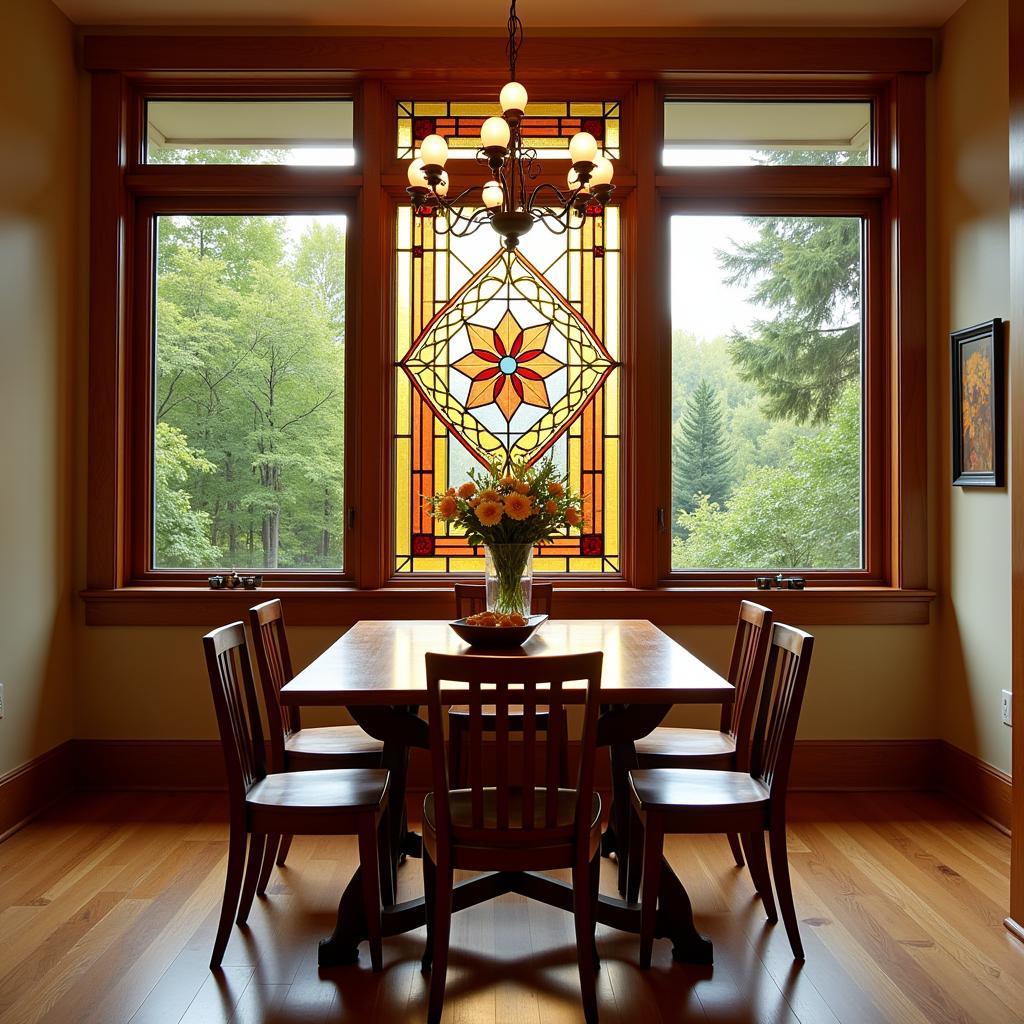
0 791 1020 1024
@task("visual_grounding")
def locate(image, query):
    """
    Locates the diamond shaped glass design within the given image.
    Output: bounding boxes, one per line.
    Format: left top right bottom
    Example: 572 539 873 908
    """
400 249 616 471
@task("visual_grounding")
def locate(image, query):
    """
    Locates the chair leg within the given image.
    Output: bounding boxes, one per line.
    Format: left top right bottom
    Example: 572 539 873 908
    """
421 849 435 972
427 858 453 1024
726 832 745 868
743 831 777 923
256 834 280 897
638 814 664 969
769 823 804 960
358 814 384 971
276 834 293 867
236 833 266 926
210 822 247 969
589 849 602 969
626 808 644 905
572 855 599 1024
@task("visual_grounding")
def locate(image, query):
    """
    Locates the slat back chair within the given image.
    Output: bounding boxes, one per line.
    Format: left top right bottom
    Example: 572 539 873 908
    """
453 581 554 618
628 621 814 965
721 600 774 768
203 622 390 972
249 599 299 769
247 599 386 889
448 582 565 785
421 651 604 1024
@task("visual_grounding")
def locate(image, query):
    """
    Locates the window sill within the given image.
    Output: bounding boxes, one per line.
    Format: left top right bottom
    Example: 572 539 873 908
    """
81 584 934 627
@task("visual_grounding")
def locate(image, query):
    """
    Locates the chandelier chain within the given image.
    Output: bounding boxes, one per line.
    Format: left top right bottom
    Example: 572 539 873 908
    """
506 0 524 82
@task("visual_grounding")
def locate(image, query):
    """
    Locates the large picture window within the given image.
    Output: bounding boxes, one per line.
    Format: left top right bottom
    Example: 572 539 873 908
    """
152 213 348 570
669 213 864 571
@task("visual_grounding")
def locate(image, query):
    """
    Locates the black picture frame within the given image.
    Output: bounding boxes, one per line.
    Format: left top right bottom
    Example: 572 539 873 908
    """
951 318 1005 487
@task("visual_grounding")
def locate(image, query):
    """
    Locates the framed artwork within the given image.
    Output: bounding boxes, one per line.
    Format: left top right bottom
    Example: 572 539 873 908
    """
951 318 1005 487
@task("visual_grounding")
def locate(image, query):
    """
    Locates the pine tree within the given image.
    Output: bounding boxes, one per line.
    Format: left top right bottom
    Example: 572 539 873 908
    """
672 378 734 525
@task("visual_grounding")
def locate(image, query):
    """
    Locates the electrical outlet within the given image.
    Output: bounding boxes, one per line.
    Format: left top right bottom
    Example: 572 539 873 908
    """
1002 690 1012 727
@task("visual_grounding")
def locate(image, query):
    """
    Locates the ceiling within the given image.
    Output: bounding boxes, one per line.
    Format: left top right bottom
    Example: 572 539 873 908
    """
52 0 964 29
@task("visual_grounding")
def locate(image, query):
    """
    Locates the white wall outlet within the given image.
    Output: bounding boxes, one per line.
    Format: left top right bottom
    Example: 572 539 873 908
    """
1002 690 1012 727
0 683 4 719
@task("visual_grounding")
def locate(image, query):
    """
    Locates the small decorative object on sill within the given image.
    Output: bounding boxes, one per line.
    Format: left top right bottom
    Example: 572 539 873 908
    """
208 575 226 590
424 456 582 617
753 575 806 590
785 576 806 590
951 318 1005 488
240 575 263 590
755 576 773 590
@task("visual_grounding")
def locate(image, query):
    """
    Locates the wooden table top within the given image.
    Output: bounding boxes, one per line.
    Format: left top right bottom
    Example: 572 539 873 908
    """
281 619 734 707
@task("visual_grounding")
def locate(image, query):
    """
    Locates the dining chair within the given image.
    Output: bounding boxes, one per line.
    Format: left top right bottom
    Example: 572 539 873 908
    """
248 599 385 890
627 622 814 966
421 650 604 1024
203 621 390 971
630 599 772 890
448 582 569 786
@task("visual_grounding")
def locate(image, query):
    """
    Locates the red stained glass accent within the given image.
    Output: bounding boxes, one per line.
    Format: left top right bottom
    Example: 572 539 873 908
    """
581 534 603 556
413 117 436 140
412 244 424 258
594 244 605 258
581 117 605 140
416 205 436 218
585 201 604 218
412 533 435 556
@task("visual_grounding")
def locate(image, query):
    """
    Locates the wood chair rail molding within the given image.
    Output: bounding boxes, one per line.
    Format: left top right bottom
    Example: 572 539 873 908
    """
82 33 935 629
80 585 934 627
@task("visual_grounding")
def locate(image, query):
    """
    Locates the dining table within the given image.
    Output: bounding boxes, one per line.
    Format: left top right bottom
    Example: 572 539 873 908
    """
280 617 734 968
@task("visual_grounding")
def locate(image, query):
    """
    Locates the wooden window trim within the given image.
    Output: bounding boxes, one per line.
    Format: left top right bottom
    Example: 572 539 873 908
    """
83 38 935 627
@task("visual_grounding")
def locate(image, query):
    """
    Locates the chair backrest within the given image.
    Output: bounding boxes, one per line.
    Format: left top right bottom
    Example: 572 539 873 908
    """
720 600 773 768
202 622 267 808
453 581 554 618
750 622 814 799
424 651 602 848
248 599 298 770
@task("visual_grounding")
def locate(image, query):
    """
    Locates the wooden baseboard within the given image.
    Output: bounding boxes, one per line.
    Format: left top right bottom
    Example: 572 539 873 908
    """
73 737 941 794
0 742 77 842
938 740 1012 835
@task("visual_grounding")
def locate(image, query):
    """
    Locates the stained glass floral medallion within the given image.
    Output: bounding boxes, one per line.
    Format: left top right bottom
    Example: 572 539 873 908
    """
400 249 616 472
394 206 621 574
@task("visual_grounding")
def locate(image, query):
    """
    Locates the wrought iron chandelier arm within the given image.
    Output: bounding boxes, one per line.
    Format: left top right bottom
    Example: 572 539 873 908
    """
431 205 493 238
526 182 579 212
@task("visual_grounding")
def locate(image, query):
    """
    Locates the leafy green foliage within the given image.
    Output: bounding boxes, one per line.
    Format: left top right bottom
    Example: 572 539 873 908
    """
153 212 346 570
720 216 862 425
673 384 861 569
672 379 734 523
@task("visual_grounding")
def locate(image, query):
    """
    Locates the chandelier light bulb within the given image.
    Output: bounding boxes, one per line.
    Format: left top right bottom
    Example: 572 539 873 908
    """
407 157 426 187
499 81 528 113
435 170 450 197
481 115 512 150
569 131 598 166
590 155 614 186
420 133 449 167
482 180 504 209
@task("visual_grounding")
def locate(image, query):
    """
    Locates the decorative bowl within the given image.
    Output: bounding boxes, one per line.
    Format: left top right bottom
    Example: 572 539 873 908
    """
448 614 548 649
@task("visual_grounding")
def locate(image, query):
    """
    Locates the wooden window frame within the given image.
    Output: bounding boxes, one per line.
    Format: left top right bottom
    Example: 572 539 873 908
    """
81 37 934 626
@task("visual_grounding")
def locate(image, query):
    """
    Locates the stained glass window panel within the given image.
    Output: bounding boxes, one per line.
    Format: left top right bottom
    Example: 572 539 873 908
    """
394 207 621 574
397 100 620 161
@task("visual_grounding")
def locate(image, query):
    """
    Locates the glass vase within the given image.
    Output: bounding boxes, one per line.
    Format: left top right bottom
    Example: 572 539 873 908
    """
484 543 534 617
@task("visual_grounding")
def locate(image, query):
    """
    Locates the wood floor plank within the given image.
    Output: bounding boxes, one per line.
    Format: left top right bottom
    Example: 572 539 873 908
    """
2 792 1023 1024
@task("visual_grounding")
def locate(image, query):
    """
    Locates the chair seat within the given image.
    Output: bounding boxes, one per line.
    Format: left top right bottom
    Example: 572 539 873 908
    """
634 726 736 762
285 724 384 759
629 768 769 811
423 787 600 833
247 767 389 814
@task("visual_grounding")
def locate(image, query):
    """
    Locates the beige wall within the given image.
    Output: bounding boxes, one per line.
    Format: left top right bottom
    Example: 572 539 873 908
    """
935 0 1012 775
0 0 80 776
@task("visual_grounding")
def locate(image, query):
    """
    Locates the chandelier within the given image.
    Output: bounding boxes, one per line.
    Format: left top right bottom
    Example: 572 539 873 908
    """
405 0 615 252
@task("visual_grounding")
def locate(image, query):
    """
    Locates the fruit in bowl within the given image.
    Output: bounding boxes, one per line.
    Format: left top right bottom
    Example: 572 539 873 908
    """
464 611 528 627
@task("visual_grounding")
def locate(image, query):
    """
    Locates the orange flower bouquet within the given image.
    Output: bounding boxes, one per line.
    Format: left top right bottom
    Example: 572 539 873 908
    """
425 457 584 615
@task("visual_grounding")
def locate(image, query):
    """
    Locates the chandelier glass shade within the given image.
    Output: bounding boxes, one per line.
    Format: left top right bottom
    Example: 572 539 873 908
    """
405 0 614 251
